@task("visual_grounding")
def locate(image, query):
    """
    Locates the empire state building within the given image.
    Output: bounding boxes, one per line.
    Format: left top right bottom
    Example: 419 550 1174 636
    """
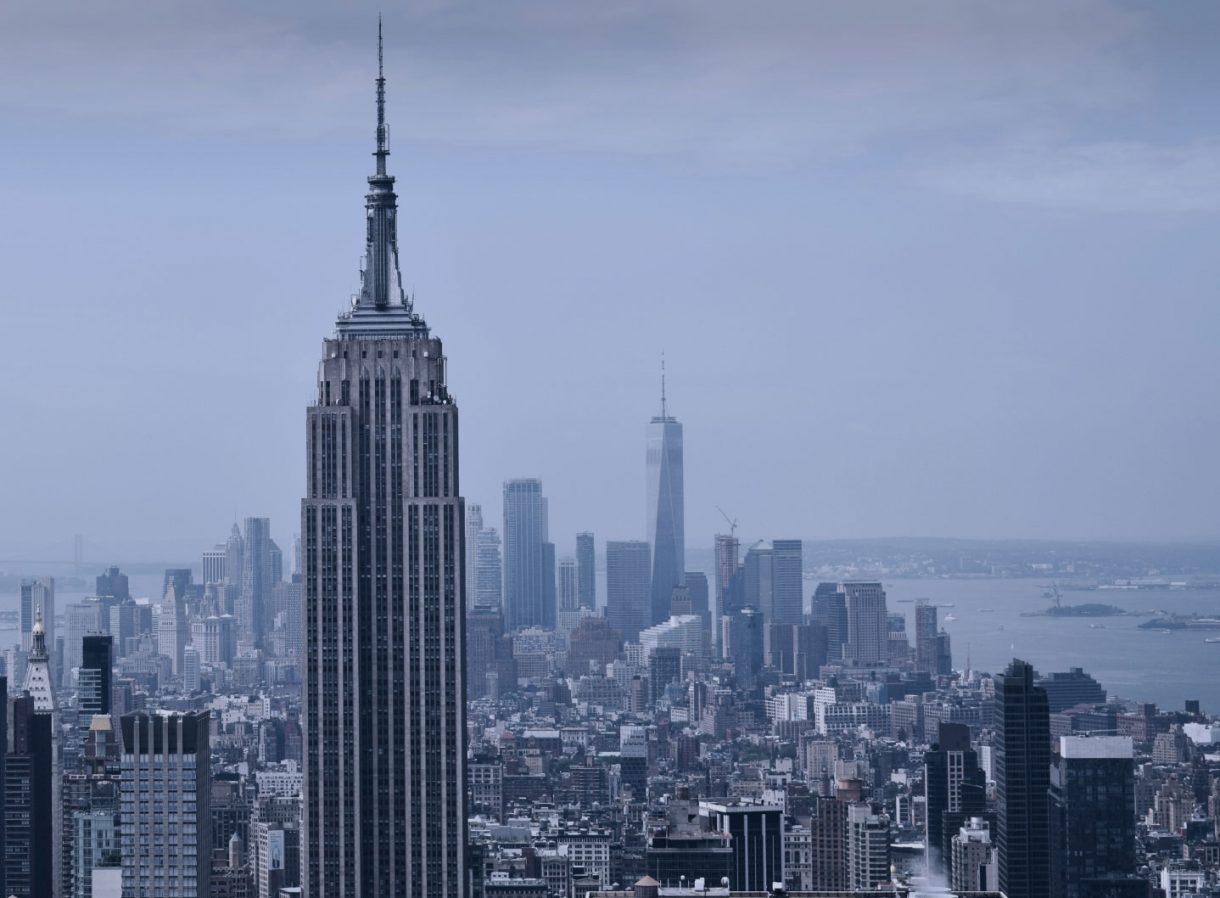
302 27 467 897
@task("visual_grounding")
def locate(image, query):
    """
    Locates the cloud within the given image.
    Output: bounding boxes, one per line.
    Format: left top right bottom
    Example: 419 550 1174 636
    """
923 139 1220 212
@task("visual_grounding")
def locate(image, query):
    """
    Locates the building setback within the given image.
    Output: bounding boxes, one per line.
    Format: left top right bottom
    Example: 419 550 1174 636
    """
301 27 466 897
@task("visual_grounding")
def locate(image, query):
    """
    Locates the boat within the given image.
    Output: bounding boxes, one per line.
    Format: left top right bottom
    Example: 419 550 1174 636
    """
1089 623 1105 629
1206 637 1220 644
943 614 958 622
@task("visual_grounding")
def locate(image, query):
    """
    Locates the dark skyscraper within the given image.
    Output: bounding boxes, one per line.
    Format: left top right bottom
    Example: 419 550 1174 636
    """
5 693 53 898
1049 736 1137 898
79 634 113 716
95 566 129 602
576 532 596 610
502 478 553 630
646 367 684 630
606 540 651 642
301 28 466 897
924 722 987 882
914 601 938 674
812 581 847 661
995 658 1051 898
771 539 804 625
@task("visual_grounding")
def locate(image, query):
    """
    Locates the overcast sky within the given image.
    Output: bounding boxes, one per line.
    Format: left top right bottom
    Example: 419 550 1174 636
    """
1 1 1218 563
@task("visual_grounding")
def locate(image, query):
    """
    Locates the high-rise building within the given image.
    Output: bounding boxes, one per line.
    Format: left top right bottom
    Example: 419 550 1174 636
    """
713 535 740 654
726 607 765 690
95 567 129 602
203 546 227 586
812 582 847 661
699 801 782 893
225 523 245 590
503 479 553 630
20 578 54 654
646 369 684 631
951 818 998 893
772 540 803 625
240 517 274 647
1049 736 1136 898
79 634 113 717
63 600 105 688
847 803 891 890
557 558 579 612
1038 667 1107 713
924 722 986 882
465 503 484 604
810 796 849 890
576 532 596 610
5 691 55 898
914 601 938 673
158 582 188 677
605 541 651 642
841 581 887 666
163 568 192 606
684 571 709 631
995 658 1051 898
473 526 503 611
120 711 211 897
301 31 466 896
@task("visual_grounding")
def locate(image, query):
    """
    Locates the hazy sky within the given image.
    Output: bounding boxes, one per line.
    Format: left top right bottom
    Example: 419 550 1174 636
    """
2 1 1218 563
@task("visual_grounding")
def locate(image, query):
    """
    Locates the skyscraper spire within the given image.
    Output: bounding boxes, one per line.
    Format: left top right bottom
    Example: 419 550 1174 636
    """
375 14 388 176
660 352 667 419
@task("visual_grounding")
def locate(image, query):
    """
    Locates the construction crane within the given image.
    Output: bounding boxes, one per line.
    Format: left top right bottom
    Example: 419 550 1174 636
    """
716 506 738 538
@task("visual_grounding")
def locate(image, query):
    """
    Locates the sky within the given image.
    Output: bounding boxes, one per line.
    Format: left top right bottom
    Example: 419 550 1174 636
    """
1 0 1218 564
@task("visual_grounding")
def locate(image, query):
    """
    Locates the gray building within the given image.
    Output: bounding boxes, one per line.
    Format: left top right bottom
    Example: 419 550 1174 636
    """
301 34 466 897
841 581 888 666
474 525 503 611
120 711 211 898
646 375 684 631
812 581 847 661
240 516 275 647
576 532 596 610
19 577 54 654
557 558 579 612
606 541 651 642
503 479 554 630
742 539 803 629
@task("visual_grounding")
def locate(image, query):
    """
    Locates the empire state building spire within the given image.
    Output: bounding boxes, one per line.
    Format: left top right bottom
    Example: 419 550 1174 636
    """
342 18 426 335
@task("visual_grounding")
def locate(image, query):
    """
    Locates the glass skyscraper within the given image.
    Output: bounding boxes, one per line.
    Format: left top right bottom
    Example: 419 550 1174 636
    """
646 373 684 628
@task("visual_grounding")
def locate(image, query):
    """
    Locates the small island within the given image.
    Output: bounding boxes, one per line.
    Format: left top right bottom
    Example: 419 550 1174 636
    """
1023 602 1128 617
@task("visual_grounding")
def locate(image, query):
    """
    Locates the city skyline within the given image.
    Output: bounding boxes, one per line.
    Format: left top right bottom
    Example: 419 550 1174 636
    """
5 3 1220 559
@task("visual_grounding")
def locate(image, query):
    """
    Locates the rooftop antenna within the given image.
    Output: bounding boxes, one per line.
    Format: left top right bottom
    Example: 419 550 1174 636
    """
660 352 667 418
375 14 389 175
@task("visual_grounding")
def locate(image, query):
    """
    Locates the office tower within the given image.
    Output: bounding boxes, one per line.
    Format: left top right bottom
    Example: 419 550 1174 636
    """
6 692 54 898
648 645 682 704
699 801 782 893
713 534 740 652
995 658 1051 898
203 546 227 585
240 517 273 646
684 570 709 627
605 541 651 642
79 635 113 716
473 526 503 611
726 607 765 690
767 622 826 681
810 796 849 890
466 610 516 700
936 630 953 675
158 582 188 676
182 645 201 693
503 479 553 630
19 578 54 654
269 538 284 584
847 803 891 890
646 369 684 630
120 711 211 897
557 558 579 612
576 532 596 610
924 722 987 881
914 601 937 673
301 32 467 897
840 581 887 665
72 809 119 898
812 582 847 661
1038 667 1107 713
225 523 245 587
771 540 803 625
1049 736 1136 898
270 579 304 659
95 567 129 602
465 503 484 604
742 541 772 618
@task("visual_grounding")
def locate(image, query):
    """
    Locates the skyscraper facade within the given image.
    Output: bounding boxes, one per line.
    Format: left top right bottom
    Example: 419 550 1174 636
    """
240 517 274 647
576 532 596 610
301 32 467 897
120 712 211 898
713 535 739 653
812 582 848 661
502 478 554 630
79 634 113 717
995 658 1051 898
840 581 888 666
465 503 484 604
19 577 54 654
473 525 503 611
646 380 684 630
606 541 651 643
771 539 804 625
557 558 579 611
